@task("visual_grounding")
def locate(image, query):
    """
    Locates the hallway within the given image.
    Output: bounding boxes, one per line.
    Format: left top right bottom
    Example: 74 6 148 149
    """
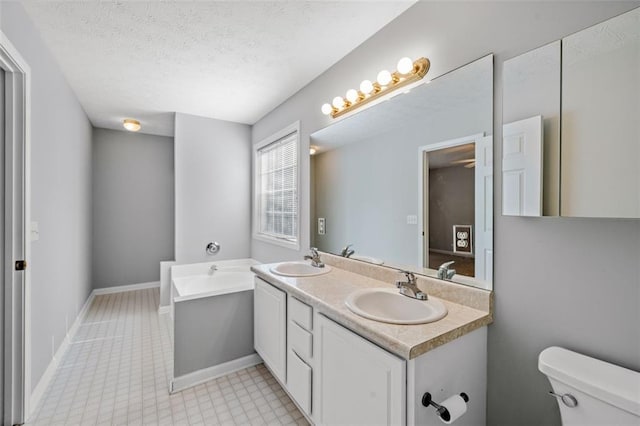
27 289 306 426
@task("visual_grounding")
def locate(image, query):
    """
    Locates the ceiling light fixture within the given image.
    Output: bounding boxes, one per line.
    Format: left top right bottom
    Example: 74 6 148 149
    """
321 56 430 119
123 118 141 132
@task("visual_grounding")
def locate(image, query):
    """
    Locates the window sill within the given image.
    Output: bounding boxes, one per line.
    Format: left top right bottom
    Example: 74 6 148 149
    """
252 233 300 251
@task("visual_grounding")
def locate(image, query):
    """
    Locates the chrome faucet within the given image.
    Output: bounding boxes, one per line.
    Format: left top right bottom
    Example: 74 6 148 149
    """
341 244 355 258
208 264 218 275
437 261 456 281
396 271 427 300
304 247 325 268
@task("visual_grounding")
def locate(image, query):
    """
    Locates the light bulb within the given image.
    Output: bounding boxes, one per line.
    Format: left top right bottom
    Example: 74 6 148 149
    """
123 119 141 132
321 103 333 115
309 146 317 155
360 80 374 95
397 57 414 74
332 96 345 109
377 70 392 86
346 89 359 103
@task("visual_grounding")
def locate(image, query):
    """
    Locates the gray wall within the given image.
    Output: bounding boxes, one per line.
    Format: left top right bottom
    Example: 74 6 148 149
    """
251 2 640 425
174 112 251 263
91 128 174 288
1 3 94 391
429 166 475 252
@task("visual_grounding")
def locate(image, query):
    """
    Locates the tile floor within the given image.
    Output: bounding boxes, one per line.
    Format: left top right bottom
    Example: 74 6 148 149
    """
28 288 308 426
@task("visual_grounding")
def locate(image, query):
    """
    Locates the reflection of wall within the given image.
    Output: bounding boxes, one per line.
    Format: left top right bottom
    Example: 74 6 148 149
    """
311 87 489 267
503 41 560 216
562 34 639 217
428 166 475 253
252 3 640 425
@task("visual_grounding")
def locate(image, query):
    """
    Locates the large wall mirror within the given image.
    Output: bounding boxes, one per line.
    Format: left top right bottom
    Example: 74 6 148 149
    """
503 7 639 218
310 55 493 290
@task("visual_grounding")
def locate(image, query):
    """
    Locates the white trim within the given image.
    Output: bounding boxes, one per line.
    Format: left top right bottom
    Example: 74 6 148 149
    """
170 353 262 394
252 121 301 251
418 133 484 268
27 291 95 420
158 305 171 315
1 29 31 425
92 281 160 296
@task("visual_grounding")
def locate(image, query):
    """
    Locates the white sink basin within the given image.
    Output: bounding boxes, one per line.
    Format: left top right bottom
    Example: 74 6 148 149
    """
345 288 447 325
270 261 332 277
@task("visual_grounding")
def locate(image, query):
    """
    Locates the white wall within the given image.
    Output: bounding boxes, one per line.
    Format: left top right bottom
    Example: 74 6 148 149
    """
92 128 174 288
174 112 251 263
1 3 93 392
251 2 640 425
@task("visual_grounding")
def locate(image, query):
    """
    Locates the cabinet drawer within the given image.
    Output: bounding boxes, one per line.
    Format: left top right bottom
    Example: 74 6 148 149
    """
289 321 313 361
289 297 313 331
287 350 312 415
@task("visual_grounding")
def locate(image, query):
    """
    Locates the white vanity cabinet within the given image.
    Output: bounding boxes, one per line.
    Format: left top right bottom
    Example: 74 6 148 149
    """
315 314 406 426
254 277 287 383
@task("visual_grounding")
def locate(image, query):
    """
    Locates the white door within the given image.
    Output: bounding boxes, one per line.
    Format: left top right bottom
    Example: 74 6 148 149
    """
474 135 493 286
253 278 286 383
316 315 405 426
502 116 543 216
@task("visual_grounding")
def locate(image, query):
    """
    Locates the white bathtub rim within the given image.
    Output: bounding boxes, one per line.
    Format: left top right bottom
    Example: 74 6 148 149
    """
171 258 260 279
172 279 254 303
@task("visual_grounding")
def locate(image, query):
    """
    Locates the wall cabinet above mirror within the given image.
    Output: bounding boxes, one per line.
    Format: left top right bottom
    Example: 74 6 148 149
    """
310 55 493 290
502 7 640 218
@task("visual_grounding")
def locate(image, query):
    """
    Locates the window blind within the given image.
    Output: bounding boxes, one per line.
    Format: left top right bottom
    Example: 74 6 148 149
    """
257 132 298 242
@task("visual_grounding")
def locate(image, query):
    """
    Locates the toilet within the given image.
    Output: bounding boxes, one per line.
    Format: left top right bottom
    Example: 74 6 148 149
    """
538 346 640 425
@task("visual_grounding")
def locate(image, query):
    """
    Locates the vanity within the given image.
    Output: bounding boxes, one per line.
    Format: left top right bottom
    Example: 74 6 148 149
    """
251 253 492 425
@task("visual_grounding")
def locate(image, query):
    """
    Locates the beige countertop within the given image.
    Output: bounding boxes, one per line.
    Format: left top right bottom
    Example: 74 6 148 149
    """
251 262 492 360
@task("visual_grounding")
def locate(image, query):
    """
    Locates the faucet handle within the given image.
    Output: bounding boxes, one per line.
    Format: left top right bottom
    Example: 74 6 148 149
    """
438 261 455 270
309 247 319 257
401 270 416 284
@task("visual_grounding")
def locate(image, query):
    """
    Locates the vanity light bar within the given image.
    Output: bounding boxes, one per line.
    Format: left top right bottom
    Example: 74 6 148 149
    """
321 57 430 119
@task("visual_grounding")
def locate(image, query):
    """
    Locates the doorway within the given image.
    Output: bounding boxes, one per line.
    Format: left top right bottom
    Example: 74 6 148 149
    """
418 134 492 284
1 30 31 425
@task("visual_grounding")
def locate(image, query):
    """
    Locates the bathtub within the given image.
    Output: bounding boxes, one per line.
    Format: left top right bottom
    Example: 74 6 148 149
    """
171 258 260 302
169 258 262 393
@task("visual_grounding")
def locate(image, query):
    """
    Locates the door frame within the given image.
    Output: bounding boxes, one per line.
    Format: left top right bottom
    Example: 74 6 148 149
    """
418 133 484 271
0 30 31 425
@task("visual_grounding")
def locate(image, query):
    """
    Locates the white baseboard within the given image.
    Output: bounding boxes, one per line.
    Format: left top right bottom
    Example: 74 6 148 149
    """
158 305 171 315
93 281 160 295
28 290 96 420
170 353 263 394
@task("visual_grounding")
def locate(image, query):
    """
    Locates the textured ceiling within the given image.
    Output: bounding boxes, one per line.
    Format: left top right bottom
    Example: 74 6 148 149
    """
22 0 416 136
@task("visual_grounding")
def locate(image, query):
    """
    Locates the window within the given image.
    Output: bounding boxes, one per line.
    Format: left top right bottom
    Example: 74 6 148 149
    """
254 123 299 249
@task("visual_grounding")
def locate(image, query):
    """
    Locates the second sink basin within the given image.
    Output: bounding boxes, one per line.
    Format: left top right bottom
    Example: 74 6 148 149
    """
270 261 332 277
345 288 447 325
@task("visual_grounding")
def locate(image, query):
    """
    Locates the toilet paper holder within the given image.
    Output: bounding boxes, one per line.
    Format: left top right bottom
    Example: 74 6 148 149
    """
422 392 469 422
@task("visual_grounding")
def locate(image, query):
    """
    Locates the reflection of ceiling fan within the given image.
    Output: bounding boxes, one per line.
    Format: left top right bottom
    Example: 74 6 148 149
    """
451 158 476 168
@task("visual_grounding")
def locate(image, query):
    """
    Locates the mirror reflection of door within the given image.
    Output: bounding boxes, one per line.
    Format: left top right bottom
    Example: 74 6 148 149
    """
421 134 492 282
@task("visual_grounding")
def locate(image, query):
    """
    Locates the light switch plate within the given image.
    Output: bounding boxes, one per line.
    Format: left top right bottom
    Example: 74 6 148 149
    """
31 221 40 241
406 215 418 225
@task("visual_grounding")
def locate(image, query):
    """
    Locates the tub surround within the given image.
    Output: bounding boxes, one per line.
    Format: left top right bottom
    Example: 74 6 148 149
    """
251 252 492 360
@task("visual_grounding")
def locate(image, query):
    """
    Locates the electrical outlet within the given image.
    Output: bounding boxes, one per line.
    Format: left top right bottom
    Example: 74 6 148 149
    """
318 218 326 235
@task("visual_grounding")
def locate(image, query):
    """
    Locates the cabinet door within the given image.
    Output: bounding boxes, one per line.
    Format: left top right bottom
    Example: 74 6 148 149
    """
316 315 405 426
254 278 286 383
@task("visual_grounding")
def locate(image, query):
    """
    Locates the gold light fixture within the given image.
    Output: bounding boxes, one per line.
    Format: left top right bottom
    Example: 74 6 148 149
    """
123 118 141 132
321 57 430 119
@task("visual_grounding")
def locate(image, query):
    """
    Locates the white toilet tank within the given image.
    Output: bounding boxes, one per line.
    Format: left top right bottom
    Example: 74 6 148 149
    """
538 346 640 425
